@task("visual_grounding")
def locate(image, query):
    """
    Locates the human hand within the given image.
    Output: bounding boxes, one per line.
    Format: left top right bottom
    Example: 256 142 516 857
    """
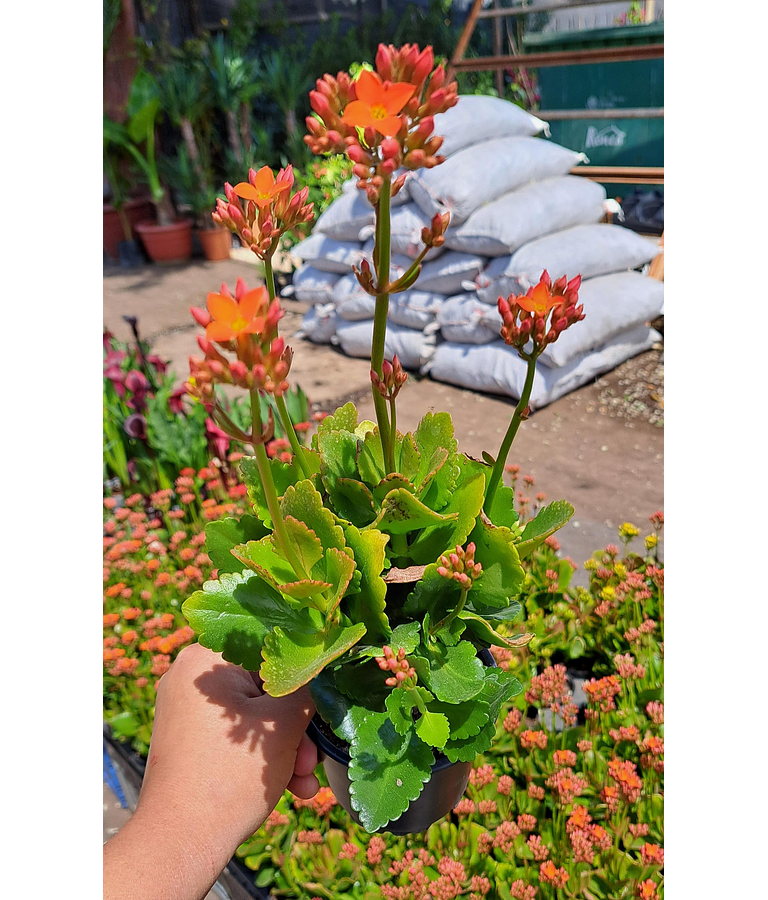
104 643 319 900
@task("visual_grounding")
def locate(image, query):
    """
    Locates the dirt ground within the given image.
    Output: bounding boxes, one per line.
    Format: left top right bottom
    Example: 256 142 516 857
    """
103 254 663 570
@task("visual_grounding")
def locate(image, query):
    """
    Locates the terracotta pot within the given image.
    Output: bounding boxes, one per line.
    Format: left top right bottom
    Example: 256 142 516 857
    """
103 197 155 259
306 648 496 835
135 218 194 263
196 226 232 261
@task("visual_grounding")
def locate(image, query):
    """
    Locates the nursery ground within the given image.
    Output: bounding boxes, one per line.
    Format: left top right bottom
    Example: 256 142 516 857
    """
103 253 664 571
103 254 664 867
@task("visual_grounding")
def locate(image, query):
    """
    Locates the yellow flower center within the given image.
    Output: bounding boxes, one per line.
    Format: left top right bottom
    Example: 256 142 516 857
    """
370 103 388 120
231 316 248 332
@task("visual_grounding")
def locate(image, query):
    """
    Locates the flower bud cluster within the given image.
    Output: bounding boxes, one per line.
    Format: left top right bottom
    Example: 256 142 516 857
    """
375 645 417 687
498 270 584 356
212 166 313 260
421 211 451 249
185 279 293 407
305 44 459 204
436 541 482 588
370 355 408 400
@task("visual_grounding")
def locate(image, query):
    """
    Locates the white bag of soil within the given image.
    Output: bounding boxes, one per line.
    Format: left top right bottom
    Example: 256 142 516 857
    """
475 225 660 304
359 203 444 261
333 320 439 370
298 303 339 344
409 136 587 225
444 176 606 257
388 291 446 329
284 265 341 304
290 233 366 274
436 294 502 345
313 191 376 241
415 251 486 294
424 325 661 410
434 95 549 158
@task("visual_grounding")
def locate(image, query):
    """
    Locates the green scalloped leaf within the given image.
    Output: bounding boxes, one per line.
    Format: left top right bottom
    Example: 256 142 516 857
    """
334 477 377 526
372 473 416 504
442 669 523 763
318 429 360 479
367 488 457 535
459 610 531 649
309 669 367 741
342 524 391 642
277 579 331 600
323 546 356 615
205 515 269 574
402 563 461 619
467 517 525 610
407 471 485 565
427 697 490 740
281 480 347 553
385 687 416 736
417 640 485 703
414 709 450 750
347 713 434 832
413 412 459 510
282 515 324 577
486 484 522 533
261 621 367 696
357 429 386 487
231 538 297 592
239 455 308 528
395 433 421 483
182 571 320 671
312 402 359 447
516 500 575 558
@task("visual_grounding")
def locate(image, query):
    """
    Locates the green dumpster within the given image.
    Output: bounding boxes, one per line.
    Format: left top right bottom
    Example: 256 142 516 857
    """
522 22 663 195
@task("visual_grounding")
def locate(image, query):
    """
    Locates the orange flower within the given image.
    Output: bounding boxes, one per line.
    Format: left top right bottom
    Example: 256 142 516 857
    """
233 166 290 208
342 69 415 136
517 280 564 316
205 286 269 343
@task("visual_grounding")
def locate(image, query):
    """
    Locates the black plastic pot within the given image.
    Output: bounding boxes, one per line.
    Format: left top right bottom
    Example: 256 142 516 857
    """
307 648 496 835
118 239 146 268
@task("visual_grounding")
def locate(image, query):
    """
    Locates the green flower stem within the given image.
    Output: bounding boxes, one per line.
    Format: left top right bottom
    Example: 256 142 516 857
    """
389 243 429 294
249 387 309 581
431 586 469 636
387 395 397 472
274 392 313 478
371 176 393 472
263 248 278 302
483 350 539 515
263 248 311 477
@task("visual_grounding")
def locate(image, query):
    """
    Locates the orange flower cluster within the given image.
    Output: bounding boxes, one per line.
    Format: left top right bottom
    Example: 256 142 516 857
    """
212 165 313 260
186 278 293 405
498 270 584 356
305 44 459 203
607 758 644 804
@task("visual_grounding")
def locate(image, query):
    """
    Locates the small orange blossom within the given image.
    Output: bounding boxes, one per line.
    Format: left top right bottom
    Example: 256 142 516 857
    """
233 166 290 208
342 69 415 136
517 280 564 316
205 286 269 343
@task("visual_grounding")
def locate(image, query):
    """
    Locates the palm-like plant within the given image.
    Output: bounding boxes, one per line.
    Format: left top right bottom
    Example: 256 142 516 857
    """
155 58 213 200
205 34 261 165
259 48 312 141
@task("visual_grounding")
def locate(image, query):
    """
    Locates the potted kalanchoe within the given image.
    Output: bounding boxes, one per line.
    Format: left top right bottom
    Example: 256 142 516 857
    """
181 44 585 834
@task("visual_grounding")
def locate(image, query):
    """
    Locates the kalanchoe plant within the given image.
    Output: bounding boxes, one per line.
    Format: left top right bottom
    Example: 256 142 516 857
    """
181 44 586 833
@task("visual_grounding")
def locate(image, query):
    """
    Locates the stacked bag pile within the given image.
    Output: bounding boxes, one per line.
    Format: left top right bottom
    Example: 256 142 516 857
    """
292 95 663 408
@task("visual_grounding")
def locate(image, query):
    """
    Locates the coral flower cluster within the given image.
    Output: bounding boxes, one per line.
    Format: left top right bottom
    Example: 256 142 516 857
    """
498 270 585 357
436 541 483 588
186 279 293 413
212 165 313 259
305 44 459 202
375 645 417 687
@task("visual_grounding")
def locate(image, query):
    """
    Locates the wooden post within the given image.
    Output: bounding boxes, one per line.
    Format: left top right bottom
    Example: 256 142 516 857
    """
448 0 484 81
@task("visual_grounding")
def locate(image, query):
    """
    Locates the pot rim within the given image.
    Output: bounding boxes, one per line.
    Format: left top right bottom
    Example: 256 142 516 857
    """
134 218 194 234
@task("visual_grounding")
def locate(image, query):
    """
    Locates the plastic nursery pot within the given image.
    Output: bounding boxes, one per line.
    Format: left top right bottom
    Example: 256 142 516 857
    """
196 226 232 261
307 648 496 835
118 239 146 269
135 218 193 263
